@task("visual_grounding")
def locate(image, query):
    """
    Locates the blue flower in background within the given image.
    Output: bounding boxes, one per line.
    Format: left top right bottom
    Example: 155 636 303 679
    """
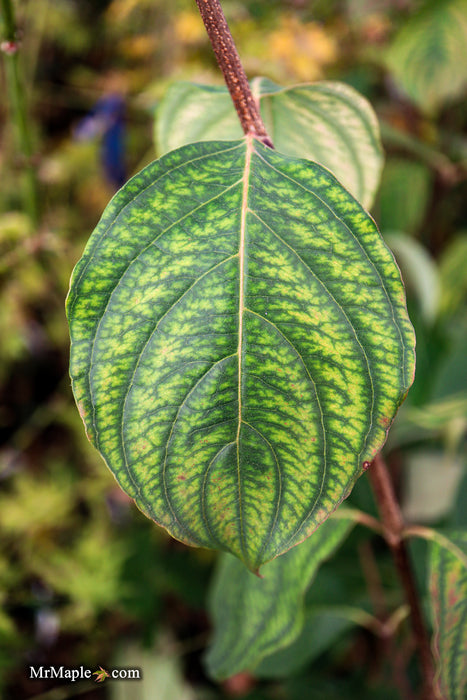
75 93 126 188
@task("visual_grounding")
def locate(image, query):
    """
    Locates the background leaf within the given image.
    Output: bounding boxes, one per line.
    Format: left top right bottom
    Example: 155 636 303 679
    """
111 638 196 700
205 514 355 680
376 159 432 235
401 450 464 523
438 233 467 318
386 0 467 113
427 530 467 700
385 232 440 324
67 137 414 570
254 608 356 678
156 78 383 208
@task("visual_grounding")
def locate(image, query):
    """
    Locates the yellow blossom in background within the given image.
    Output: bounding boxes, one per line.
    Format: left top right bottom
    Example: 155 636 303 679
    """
106 0 154 24
268 16 337 81
174 10 206 44
119 33 157 60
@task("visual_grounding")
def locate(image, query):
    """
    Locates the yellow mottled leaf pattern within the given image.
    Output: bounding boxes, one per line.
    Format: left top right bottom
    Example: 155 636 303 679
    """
428 530 467 700
67 137 414 570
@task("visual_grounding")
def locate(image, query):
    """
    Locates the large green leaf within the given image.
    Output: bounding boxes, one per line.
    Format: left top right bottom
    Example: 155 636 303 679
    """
386 0 467 114
427 530 467 700
67 137 415 571
205 514 355 680
156 78 383 208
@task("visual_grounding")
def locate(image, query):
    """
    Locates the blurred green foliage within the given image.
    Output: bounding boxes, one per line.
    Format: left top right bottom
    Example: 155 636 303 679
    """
0 0 466 698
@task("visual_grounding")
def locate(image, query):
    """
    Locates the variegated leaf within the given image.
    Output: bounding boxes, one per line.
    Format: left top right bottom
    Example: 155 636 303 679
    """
67 137 414 570
428 530 467 700
205 513 355 679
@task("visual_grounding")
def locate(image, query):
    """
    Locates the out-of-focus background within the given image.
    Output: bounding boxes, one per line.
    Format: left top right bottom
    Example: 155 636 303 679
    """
0 0 466 698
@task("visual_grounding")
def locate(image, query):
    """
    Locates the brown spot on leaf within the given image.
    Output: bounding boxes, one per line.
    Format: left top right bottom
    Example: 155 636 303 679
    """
77 400 88 422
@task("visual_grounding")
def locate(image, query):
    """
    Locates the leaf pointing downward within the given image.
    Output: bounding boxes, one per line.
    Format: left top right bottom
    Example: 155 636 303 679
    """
205 514 355 679
67 137 414 571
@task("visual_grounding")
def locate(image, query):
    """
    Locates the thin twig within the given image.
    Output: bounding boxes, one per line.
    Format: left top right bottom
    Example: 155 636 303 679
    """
350 508 383 535
1 0 40 225
368 453 436 699
194 0 273 147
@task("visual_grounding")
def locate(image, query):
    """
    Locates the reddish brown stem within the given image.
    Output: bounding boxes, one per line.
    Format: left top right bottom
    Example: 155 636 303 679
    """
195 0 273 147
368 454 436 699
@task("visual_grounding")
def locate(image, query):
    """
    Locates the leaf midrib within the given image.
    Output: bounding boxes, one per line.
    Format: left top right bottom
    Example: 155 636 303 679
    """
236 136 253 560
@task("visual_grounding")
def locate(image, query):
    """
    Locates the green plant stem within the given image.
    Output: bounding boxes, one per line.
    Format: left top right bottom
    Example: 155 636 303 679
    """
1 0 40 225
194 0 273 148
368 453 436 699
